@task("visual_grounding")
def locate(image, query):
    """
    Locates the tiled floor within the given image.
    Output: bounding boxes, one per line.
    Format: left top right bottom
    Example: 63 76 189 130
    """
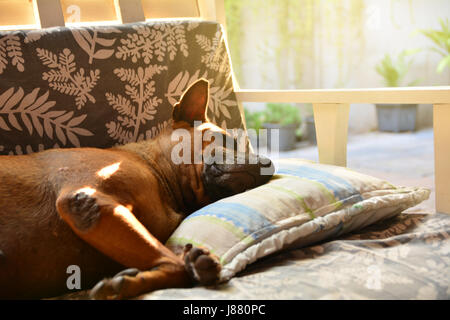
274 128 435 213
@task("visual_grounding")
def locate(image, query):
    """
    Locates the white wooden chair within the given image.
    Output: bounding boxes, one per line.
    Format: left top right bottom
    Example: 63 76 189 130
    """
29 0 450 214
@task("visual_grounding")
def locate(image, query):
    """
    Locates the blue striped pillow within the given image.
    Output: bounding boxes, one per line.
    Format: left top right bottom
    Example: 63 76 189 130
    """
166 158 430 281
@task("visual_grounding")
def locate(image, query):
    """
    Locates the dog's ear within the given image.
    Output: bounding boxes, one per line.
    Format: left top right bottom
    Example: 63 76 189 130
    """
172 79 209 125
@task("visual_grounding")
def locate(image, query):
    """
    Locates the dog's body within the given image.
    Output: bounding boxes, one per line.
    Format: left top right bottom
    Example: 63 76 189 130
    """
0 80 273 299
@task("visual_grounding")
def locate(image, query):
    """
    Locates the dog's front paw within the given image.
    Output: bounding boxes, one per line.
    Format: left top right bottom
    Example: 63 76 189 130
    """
183 244 221 286
89 268 140 300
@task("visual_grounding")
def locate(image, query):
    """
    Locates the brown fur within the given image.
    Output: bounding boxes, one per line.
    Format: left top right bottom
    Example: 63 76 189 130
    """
0 79 272 299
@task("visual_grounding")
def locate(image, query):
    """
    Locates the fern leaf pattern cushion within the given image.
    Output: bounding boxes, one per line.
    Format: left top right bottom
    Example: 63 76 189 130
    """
0 21 242 155
166 158 430 281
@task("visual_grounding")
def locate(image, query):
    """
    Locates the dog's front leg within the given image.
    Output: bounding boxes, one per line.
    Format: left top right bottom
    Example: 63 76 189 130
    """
56 186 183 270
89 244 221 299
56 187 220 299
55 187 190 298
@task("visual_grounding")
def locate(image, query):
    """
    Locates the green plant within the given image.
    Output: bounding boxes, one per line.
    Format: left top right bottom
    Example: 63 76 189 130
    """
244 108 265 131
418 18 450 73
263 103 301 126
225 0 365 88
245 103 301 130
375 50 421 87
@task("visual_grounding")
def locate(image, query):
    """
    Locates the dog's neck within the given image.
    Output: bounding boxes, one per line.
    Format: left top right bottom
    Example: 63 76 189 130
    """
116 129 206 214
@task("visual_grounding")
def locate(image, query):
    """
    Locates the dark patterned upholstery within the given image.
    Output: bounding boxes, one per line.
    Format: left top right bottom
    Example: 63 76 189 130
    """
0 20 244 155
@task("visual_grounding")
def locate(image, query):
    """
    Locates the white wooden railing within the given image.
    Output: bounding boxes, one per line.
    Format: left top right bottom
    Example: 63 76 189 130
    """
22 1 450 214
235 87 450 215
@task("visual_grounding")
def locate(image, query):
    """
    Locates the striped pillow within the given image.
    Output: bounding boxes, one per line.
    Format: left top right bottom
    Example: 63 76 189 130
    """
166 158 430 281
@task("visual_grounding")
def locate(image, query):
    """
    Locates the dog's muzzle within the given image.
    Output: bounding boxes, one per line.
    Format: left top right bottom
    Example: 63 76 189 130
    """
202 151 274 201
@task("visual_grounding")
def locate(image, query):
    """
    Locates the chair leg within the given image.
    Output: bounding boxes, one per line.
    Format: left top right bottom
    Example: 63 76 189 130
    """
433 103 450 214
313 103 350 167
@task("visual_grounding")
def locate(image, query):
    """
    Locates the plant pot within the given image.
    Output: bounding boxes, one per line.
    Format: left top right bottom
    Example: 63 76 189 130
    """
376 104 417 132
305 115 316 145
263 122 299 151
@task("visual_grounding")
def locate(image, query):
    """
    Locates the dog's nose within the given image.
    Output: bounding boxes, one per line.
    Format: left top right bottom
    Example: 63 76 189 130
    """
253 154 272 167
245 153 274 175
256 155 275 176
249 154 274 181
202 152 274 201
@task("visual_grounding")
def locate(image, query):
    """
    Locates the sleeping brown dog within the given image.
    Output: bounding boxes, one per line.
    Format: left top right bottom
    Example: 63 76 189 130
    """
0 79 274 299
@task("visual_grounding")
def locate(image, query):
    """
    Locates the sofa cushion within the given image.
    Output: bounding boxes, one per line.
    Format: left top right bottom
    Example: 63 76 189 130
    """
166 158 430 281
0 20 243 154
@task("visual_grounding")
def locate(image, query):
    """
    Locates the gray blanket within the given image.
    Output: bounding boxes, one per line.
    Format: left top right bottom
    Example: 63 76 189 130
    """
56 212 450 300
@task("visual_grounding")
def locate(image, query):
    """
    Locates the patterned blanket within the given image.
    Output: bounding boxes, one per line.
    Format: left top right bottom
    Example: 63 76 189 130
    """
144 212 450 300
53 212 449 300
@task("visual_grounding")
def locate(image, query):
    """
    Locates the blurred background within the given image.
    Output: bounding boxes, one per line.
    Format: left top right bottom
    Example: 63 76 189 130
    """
224 0 449 212
224 0 449 134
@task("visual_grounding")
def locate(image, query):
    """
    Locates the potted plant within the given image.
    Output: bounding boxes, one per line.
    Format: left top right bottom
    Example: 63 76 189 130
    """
262 103 301 151
417 18 450 73
375 50 421 132
244 108 266 150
